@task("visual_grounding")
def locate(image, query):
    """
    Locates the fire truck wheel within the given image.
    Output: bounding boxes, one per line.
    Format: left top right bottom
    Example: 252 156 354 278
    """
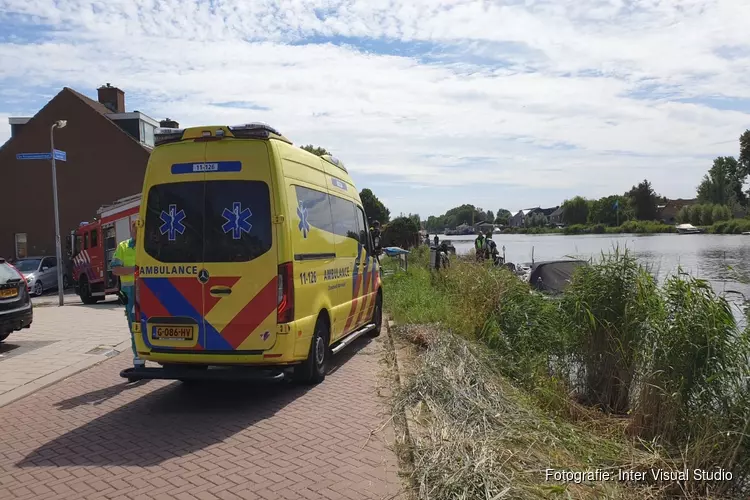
78 277 98 305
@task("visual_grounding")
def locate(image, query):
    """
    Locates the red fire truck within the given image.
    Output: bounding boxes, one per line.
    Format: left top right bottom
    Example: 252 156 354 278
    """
70 194 140 304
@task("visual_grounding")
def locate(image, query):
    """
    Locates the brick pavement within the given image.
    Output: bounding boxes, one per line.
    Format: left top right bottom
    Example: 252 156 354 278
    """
0 333 404 500
0 299 131 406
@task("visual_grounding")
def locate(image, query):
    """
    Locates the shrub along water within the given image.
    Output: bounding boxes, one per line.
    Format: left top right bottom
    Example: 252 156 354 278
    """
384 247 750 497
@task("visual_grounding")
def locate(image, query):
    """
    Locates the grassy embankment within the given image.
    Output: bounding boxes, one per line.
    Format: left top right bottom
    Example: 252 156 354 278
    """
497 221 676 235
383 246 750 499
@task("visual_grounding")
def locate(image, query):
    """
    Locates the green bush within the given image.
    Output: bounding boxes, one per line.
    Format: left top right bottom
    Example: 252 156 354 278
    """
629 274 750 488
560 248 660 413
563 224 587 235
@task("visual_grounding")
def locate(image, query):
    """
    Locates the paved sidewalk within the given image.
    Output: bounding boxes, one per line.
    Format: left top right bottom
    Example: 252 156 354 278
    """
0 335 403 500
0 300 131 407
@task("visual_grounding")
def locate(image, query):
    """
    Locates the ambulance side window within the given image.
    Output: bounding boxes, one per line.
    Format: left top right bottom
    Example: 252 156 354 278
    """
294 185 333 234
329 195 358 242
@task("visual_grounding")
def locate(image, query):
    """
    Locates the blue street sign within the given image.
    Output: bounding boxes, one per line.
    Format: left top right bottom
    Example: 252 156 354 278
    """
53 149 66 161
16 152 52 161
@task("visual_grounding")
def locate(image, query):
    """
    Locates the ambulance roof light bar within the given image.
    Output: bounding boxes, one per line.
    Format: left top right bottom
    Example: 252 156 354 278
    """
321 154 348 173
229 123 292 144
154 127 185 147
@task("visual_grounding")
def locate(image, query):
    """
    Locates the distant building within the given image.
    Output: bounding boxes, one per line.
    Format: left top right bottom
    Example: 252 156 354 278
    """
549 206 565 225
657 198 697 224
475 221 495 233
509 208 539 227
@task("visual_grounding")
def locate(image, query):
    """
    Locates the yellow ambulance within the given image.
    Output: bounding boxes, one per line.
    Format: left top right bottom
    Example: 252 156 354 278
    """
121 123 383 385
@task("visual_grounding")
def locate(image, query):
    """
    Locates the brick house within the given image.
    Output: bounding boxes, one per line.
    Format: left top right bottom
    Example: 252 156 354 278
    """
657 198 697 224
0 84 173 262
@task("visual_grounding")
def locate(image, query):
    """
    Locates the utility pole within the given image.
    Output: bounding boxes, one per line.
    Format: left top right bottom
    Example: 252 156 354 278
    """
50 120 67 306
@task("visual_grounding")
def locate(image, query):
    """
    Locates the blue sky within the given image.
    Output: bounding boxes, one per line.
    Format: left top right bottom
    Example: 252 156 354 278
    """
1 0 750 218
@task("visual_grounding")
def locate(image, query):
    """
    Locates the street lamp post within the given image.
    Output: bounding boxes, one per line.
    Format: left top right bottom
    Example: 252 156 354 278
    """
50 120 67 307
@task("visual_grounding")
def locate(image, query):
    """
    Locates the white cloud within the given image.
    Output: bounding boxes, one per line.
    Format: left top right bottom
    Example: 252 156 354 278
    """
1 0 750 215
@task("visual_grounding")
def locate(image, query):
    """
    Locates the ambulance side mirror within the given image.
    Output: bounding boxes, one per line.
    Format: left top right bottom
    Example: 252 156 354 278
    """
370 229 382 255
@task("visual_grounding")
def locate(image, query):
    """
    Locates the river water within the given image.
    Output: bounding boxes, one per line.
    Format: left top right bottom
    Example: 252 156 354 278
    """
439 233 750 323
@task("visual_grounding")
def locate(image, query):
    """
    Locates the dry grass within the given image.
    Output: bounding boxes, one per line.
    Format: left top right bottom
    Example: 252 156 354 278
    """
390 326 692 500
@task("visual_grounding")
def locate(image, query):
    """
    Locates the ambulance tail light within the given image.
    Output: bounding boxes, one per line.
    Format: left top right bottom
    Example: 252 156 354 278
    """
133 265 141 323
277 262 294 323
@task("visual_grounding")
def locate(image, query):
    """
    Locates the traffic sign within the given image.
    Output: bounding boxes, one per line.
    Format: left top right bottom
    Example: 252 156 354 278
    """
16 152 52 160
53 149 66 161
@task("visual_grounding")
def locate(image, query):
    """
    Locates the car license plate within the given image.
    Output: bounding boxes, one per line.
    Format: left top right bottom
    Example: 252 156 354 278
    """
0 288 18 299
152 325 194 340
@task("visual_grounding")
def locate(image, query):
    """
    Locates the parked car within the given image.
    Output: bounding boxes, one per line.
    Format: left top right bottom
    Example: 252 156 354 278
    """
13 256 68 297
0 258 33 342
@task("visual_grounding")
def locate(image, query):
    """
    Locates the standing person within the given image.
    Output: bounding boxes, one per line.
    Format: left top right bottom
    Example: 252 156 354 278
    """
433 234 439 247
111 219 144 368
486 233 499 264
370 220 382 251
474 231 487 261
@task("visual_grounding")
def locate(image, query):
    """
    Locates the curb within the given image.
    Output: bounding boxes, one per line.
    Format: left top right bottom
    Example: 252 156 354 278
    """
383 316 417 478
0 339 131 409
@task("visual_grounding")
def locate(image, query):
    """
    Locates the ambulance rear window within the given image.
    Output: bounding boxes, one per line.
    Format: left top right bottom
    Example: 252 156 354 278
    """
204 180 272 263
143 180 272 264
143 182 205 263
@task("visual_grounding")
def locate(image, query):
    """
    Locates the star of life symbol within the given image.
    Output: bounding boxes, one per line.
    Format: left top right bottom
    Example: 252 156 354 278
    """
222 202 252 240
159 204 186 241
297 202 310 238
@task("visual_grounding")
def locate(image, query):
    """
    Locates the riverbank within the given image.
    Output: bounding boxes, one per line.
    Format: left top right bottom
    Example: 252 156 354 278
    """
443 218 750 235
383 246 749 499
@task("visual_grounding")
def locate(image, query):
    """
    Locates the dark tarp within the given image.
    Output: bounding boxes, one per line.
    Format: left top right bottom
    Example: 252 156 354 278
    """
528 260 587 294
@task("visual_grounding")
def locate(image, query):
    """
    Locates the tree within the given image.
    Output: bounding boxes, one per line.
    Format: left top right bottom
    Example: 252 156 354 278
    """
300 144 330 156
588 195 630 226
697 156 747 207
739 130 750 171
406 213 421 229
690 204 703 226
495 209 511 225
527 212 547 227
561 196 589 225
426 215 444 233
677 205 692 224
486 210 494 223
359 189 390 224
381 216 420 249
626 179 659 221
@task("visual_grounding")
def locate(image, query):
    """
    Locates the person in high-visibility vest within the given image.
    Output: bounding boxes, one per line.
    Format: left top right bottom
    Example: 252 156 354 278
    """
485 233 499 263
112 219 144 369
474 231 487 261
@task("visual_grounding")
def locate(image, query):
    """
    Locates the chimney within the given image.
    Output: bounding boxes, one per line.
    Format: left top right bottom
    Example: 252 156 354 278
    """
159 118 179 128
97 83 125 113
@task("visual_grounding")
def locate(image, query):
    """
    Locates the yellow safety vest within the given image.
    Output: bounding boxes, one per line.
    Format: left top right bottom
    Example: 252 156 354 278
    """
113 238 136 285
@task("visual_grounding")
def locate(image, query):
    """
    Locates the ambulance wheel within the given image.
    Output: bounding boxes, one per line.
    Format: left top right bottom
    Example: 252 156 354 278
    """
368 291 383 338
293 316 329 385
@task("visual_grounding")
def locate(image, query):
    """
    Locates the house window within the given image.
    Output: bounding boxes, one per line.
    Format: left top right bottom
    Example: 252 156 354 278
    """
14 233 27 259
141 121 155 147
